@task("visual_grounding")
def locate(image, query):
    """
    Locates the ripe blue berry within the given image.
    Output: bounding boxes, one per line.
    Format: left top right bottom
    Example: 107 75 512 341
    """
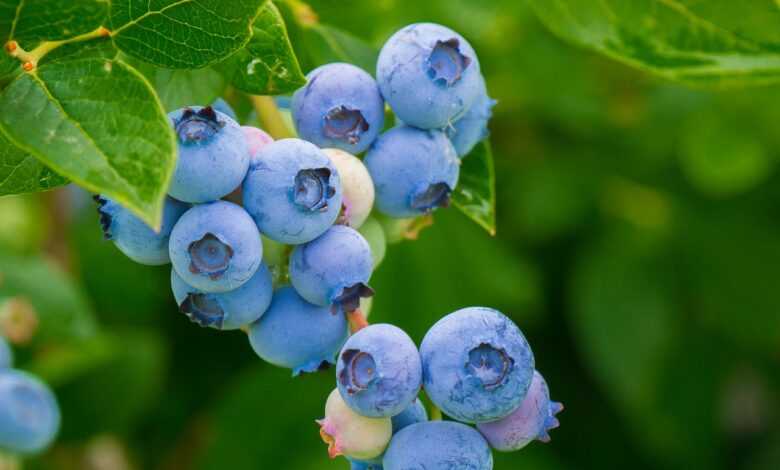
349 460 383 470
0 369 60 455
292 63 385 154
169 201 262 293
170 263 273 330
167 106 249 203
243 138 343 244
323 148 375 229
365 126 459 218
446 75 496 158
0 337 11 369
383 421 493 470
95 195 188 265
477 370 563 451
420 307 535 423
318 388 392 460
290 225 374 313
248 287 348 376
336 324 422 418
377 23 481 129
391 398 428 433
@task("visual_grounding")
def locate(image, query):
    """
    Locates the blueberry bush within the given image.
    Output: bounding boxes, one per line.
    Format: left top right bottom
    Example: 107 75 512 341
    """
1 1 780 469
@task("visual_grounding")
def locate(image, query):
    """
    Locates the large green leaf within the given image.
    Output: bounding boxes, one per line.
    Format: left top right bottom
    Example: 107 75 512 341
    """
527 0 780 86
227 2 306 95
110 0 267 69
451 141 496 235
0 55 175 228
278 1 378 73
0 0 107 44
131 60 228 111
0 253 97 345
0 132 67 195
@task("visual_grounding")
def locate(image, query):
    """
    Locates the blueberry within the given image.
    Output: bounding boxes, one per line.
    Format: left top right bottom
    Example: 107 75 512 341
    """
170 263 272 330
317 388 392 460
446 75 496 158
322 148 375 229
377 23 481 129
391 398 428 433
169 201 262 293
0 337 11 369
477 370 563 451
292 63 385 154
350 460 383 470
248 287 348 376
383 421 493 470
167 106 249 203
420 307 535 423
365 126 459 218
211 98 238 121
0 369 60 455
94 195 188 265
243 138 343 244
241 126 274 164
357 217 386 268
290 225 374 313
336 324 422 418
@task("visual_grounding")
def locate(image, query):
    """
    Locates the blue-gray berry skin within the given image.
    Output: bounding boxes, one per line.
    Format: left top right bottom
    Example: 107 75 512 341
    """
248 286 349 376
377 23 481 129
0 337 11 369
0 369 60 455
292 63 385 154
169 201 262 293
290 225 373 313
391 398 428 433
446 75 496 158
170 263 272 330
95 195 188 265
383 421 493 470
420 307 535 423
243 138 343 244
477 370 563 451
350 459 383 470
337 324 422 418
365 126 459 218
167 106 249 203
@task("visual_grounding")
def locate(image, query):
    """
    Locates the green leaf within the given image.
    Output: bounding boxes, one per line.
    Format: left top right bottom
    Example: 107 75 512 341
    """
451 140 496 235
110 0 267 69
0 56 175 229
527 0 780 86
226 2 305 95
1 0 107 44
278 2 378 73
0 132 67 195
0 253 97 345
131 61 228 111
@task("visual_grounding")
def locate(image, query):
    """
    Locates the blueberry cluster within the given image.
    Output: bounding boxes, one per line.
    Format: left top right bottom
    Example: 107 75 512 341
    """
0 336 61 456
91 22 552 468
319 308 562 470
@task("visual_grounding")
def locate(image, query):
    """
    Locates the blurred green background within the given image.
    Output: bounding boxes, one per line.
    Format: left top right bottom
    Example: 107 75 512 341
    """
2 1 780 469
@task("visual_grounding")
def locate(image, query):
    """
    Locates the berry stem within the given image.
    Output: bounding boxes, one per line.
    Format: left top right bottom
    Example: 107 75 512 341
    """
249 95 295 140
4 26 110 71
347 309 369 333
0 451 20 470
430 405 443 421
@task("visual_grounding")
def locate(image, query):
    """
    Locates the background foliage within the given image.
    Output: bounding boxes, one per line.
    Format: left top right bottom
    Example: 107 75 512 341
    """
1 1 779 469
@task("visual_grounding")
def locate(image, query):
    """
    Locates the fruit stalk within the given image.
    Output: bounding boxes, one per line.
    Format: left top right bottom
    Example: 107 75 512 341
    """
249 95 295 140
